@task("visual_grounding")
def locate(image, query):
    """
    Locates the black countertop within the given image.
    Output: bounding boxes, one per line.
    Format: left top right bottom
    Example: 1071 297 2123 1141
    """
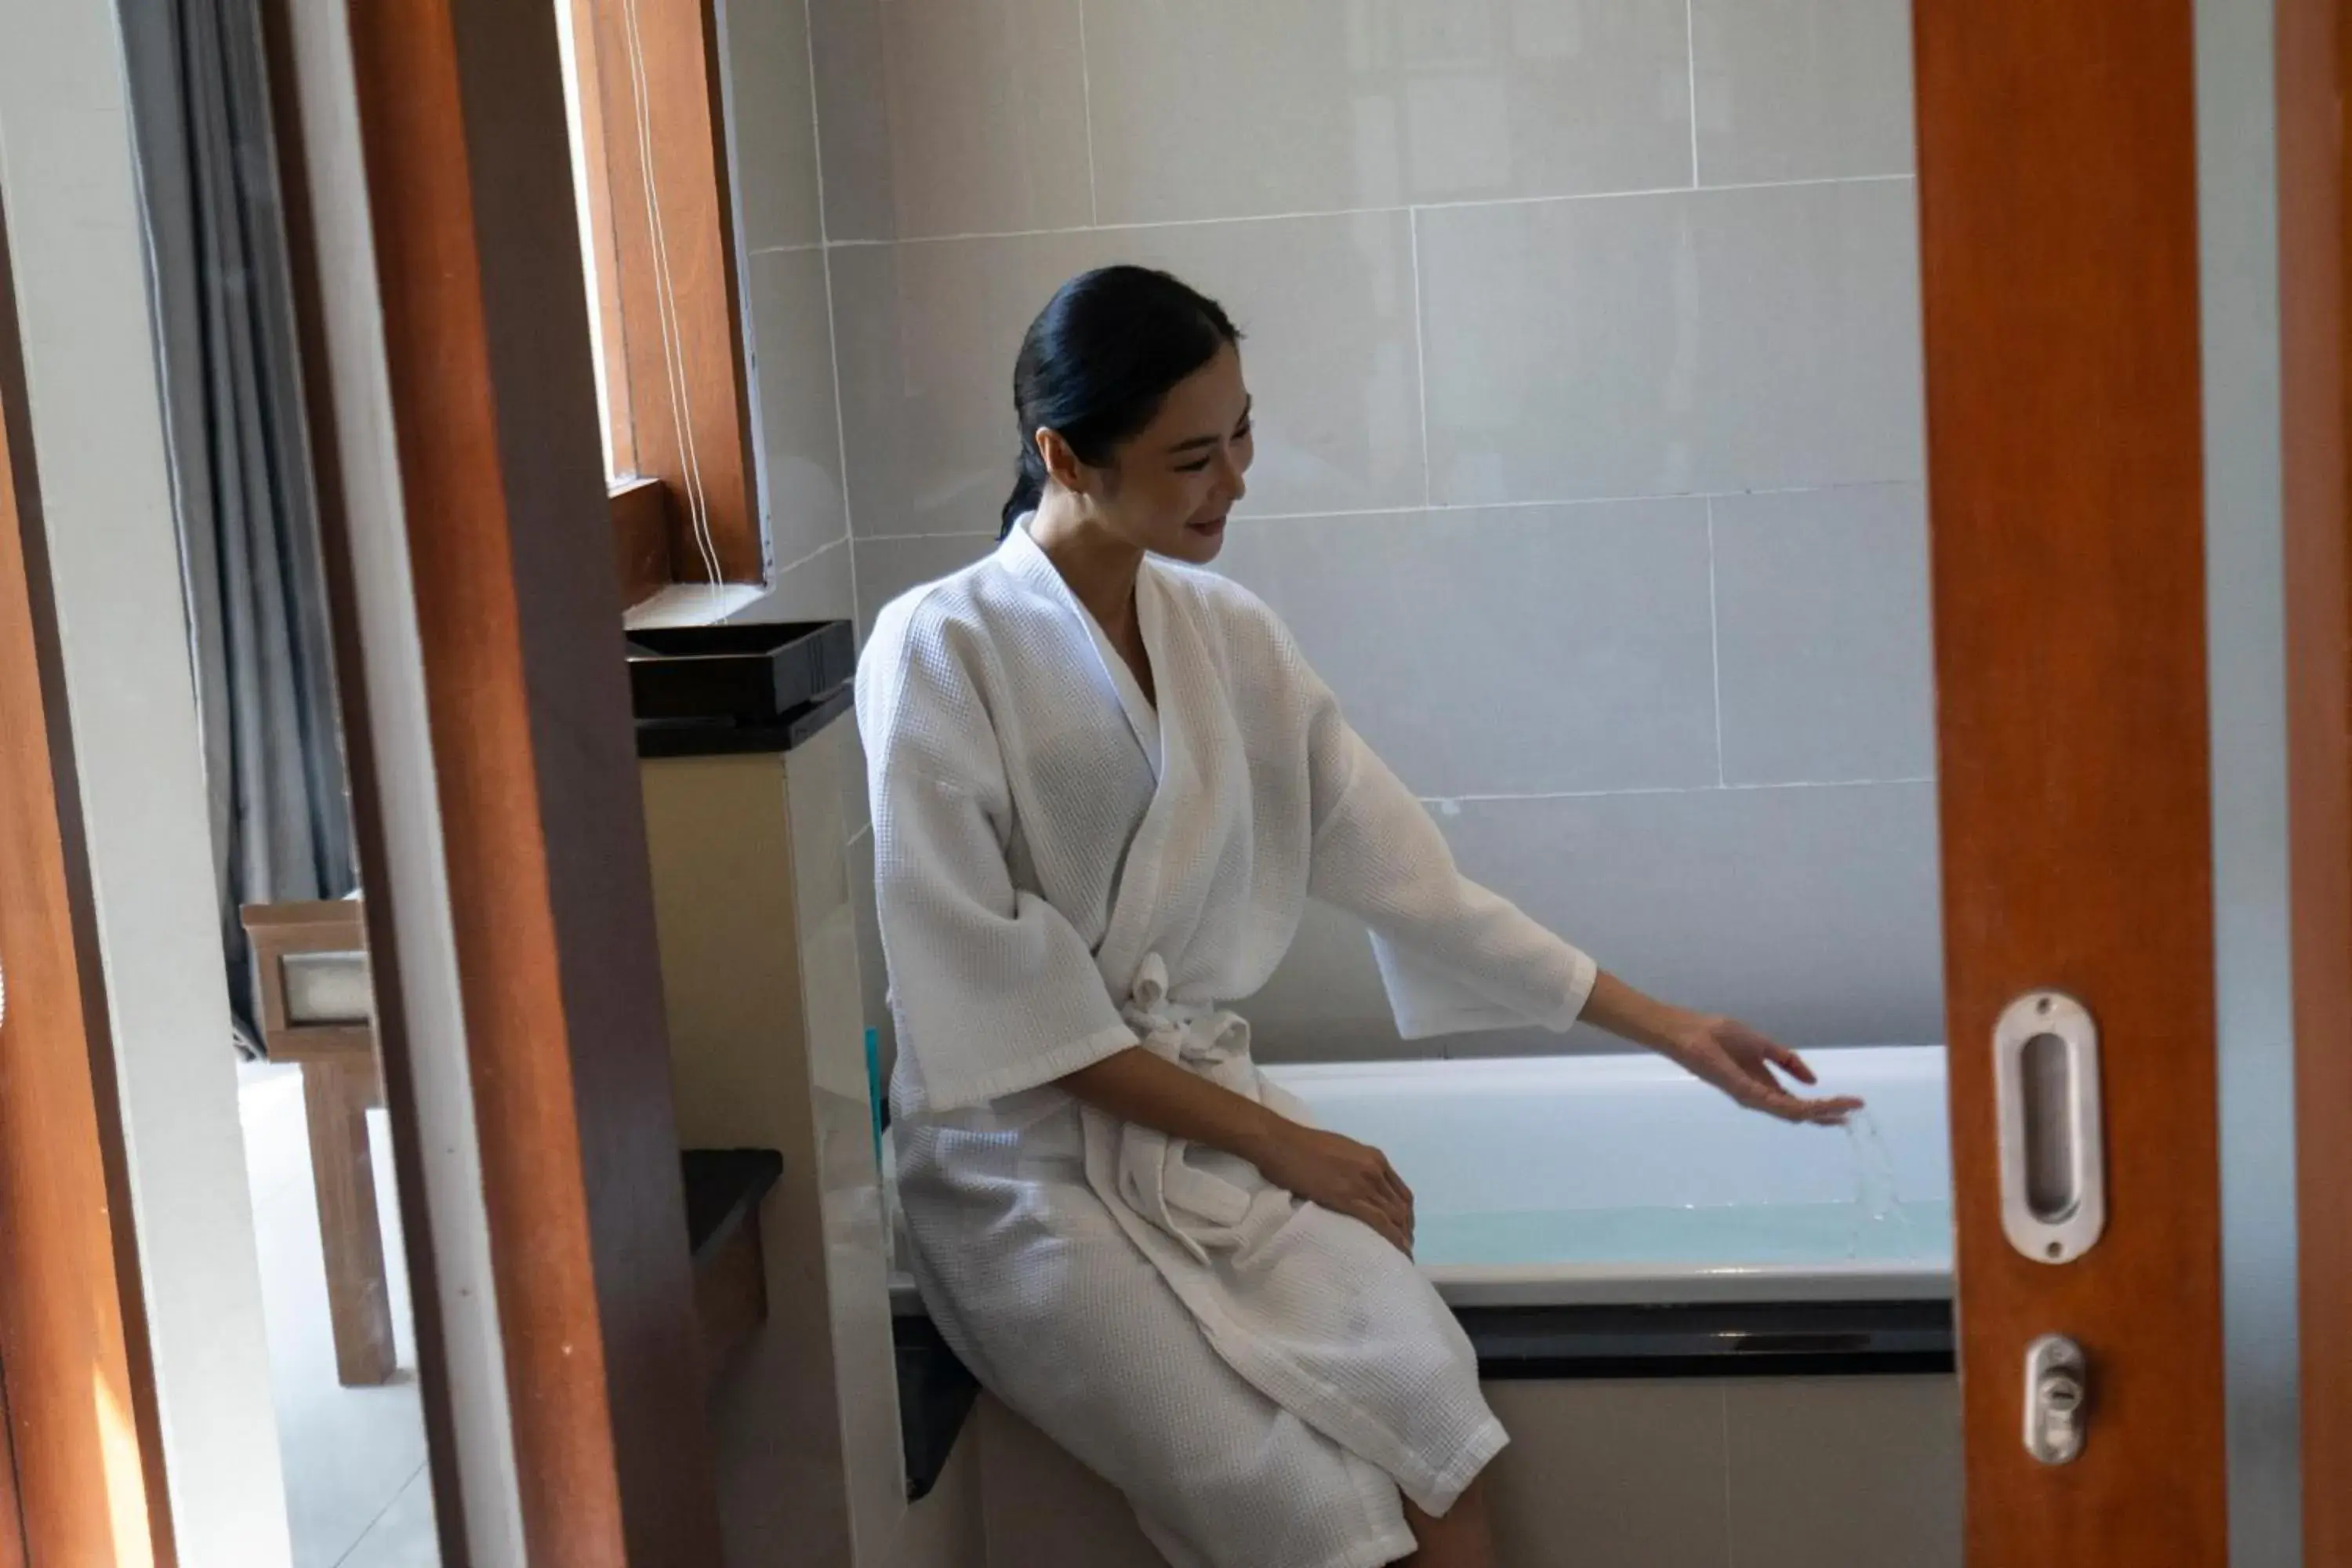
890 1295 1955 1501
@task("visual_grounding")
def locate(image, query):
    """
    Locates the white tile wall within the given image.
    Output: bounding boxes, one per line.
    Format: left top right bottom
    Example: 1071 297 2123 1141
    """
1247 782 1945 1058
808 0 1093 242
1217 503 1719 797
748 243 848 559
1082 0 1695 223
1711 485 1936 786
724 0 826 251
1417 180 1923 504
1433 782 1944 1052
727 0 854 621
1692 0 1918 183
722 0 1941 1057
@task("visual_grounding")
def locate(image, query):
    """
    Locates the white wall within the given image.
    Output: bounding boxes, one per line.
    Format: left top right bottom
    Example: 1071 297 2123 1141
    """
720 0 855 622
722 0 1941 1058
0 0 293 1559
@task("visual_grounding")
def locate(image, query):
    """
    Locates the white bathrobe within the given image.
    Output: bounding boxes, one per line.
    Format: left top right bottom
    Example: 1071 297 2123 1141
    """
861 524 1598 1568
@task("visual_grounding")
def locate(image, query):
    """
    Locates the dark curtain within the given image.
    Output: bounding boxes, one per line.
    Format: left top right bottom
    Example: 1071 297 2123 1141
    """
122 0 357 1054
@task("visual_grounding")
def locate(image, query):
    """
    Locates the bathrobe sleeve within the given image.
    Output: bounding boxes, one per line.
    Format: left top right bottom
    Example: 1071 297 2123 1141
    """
859 605 1139 1115
1296 659 1599 1041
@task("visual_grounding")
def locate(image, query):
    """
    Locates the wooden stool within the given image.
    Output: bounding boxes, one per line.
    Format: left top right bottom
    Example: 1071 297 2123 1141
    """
240 900 394 1388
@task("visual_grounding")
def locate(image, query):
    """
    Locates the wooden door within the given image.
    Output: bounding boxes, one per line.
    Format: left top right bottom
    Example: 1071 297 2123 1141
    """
1919 0 2352 1557
1908 0 2321 1559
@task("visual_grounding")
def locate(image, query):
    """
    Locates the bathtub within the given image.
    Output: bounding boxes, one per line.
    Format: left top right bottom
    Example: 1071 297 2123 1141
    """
887 1044 1951 1311
1259 1044 1952 1308
884 1045 1954 1500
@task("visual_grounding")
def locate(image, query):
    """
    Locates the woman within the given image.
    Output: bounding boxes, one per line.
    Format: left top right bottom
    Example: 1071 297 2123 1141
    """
858 267 1860 1568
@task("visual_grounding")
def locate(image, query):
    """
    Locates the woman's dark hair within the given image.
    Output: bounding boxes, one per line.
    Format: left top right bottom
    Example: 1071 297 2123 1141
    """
1001 266 1242 537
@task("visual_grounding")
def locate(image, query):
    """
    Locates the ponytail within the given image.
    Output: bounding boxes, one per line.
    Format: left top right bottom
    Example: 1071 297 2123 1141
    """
1001 447 1047 539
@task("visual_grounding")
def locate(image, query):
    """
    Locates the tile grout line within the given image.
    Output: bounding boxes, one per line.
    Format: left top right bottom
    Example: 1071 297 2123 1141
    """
1421 777 1936 807
794 0 861 629
771 529 848 581
1076 0 1101 226
1408 207 1433 507
818 173 1918 249
850 478 1924 541
327 1461 430 1568
1708 497 1727 786
1685 0 1704 187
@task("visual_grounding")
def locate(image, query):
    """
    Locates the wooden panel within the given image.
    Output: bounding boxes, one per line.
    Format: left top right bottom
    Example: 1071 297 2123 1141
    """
303 1060 397 1388
1912 1 2230 1564
609 475 672 608
580 0 760 583
2278 0 2352 1557
0 180 172 1568
332 0 724 1563
240 898 374 1057
565 0 636 478
0 1377 27 1568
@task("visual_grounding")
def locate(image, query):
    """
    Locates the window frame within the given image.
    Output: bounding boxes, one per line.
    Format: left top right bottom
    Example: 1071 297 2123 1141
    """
564 0 764 598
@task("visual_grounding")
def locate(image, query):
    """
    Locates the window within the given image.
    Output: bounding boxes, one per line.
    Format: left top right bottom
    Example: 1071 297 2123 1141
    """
553 0 764 601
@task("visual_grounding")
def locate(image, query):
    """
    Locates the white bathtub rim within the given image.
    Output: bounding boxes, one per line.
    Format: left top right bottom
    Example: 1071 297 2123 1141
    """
1260 1043 1947 1094
1425 1258 1954 1308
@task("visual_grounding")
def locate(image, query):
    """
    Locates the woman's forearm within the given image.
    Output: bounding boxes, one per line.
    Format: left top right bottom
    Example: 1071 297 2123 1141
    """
1577 969 1860 1123
1058 1047 1290 1163
1058 1045 1420 1251
1577 971 1702 1052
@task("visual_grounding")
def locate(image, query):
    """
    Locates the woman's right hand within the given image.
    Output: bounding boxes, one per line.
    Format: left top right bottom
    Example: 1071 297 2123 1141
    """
1249 1123 1416 1255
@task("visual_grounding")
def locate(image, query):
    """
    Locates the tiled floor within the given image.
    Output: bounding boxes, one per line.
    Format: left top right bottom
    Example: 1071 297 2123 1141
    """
238 1062 442 1568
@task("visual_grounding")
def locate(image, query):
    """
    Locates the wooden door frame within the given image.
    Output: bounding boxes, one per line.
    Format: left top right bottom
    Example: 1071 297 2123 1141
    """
1912 0 2234 1562
0 172 172 1568
2278 0 2352 1556
257 0 726 1561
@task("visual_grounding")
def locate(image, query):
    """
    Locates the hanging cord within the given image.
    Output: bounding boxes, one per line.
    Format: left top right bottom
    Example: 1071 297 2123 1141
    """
618 0 724 590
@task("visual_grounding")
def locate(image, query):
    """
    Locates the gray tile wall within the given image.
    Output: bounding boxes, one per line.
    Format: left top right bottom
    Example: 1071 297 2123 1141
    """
975 1378 1962 1568
721 0 1942 1058
720 0 852 619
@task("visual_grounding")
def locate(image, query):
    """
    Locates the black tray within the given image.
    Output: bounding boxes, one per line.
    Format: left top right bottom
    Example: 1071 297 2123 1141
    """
626 620 855 726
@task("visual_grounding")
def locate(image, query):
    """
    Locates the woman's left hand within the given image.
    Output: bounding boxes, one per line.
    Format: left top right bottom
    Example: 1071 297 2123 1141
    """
1657 1015 1863 1126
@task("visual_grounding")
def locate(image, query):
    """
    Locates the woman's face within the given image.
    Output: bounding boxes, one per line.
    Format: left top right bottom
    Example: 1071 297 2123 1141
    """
1055 342 1254 565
